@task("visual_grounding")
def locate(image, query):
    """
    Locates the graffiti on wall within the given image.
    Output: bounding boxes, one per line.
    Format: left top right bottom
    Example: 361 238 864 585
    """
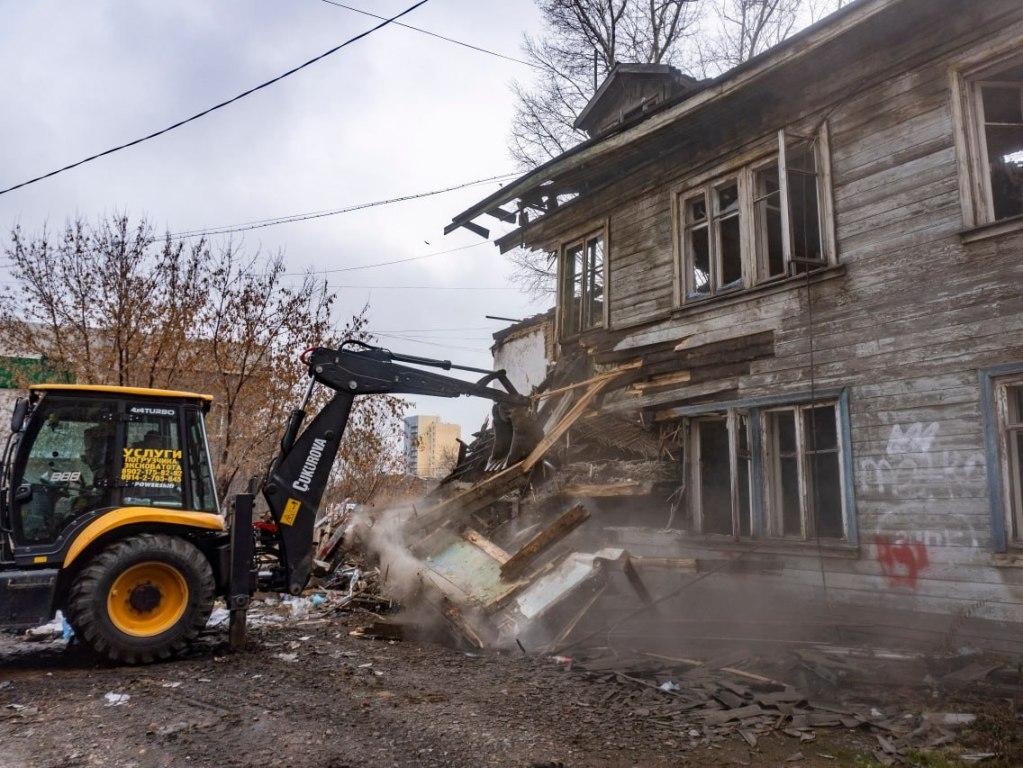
858 422 986 503
874 535 930 589
859 422 990 587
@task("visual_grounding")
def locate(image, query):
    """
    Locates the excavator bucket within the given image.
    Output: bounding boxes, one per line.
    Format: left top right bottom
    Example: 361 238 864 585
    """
487 403 542 471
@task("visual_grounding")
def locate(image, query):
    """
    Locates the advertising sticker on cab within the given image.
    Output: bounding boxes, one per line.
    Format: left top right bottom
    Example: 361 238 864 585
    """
120 447 183 488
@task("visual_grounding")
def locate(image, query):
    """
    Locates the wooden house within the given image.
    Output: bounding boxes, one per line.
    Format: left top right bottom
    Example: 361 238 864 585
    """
449 0 1023 650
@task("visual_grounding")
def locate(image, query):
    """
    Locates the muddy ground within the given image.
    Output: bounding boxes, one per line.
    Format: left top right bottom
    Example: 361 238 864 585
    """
1 611 1020 768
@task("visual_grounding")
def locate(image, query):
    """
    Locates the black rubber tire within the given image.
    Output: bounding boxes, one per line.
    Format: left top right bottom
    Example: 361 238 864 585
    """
65 533 215 664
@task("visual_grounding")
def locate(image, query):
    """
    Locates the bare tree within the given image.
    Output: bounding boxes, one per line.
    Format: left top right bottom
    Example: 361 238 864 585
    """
699 0 803 73
0 215 408 504
507 0 840 295
510 1 703 169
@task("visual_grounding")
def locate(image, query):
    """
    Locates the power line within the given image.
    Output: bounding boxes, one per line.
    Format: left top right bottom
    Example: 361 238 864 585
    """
283 241 488 277
318 0 536 68
0 0 430 197
325 284 518 291
171 173 516 240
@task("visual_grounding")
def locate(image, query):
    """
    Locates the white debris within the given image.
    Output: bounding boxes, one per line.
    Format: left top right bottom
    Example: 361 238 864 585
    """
103 692 130 707
206 607 230 628
273 653 298 663
25 612 65 641
659 681 680 692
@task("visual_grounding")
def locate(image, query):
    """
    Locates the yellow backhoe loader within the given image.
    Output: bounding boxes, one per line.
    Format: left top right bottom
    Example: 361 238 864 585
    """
0 342 538 663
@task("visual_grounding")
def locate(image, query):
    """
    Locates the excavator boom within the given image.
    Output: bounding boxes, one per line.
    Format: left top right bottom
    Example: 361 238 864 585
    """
251 342 538 597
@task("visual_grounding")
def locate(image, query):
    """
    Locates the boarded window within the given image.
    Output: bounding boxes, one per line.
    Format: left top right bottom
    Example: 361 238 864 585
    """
765 403 845 540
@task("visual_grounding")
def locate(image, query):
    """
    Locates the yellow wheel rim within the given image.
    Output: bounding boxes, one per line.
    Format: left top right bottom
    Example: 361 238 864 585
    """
106 561 189 637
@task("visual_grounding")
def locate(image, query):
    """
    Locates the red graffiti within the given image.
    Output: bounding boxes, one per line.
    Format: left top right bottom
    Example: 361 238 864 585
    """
874 536 929 589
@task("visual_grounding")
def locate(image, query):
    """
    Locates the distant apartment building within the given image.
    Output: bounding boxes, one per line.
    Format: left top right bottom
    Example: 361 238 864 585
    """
403 415 461 479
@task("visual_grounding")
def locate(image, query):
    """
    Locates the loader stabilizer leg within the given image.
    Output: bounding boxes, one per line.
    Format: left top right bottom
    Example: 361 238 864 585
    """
228 493 256 650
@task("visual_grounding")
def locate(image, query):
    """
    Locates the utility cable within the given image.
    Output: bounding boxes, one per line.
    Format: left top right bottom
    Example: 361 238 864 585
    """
171 173 516 240
0 0 430 197
283 242 489 277
318 0 537 68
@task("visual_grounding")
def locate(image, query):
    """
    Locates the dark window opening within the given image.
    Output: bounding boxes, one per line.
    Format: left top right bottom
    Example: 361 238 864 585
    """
754 164 785 279
717 182 743 288
980 67 1023 221
559 231 605 338
787 141 824 270
697 418 732 535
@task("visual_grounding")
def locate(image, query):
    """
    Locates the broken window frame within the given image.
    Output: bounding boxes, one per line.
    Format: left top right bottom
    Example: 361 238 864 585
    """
762 401 847 541
952 50 1023 229
676 393 855 546
673 124 835 306
556 224 609 339
680 177 746 300
689 412 754 539
994 374 1023 546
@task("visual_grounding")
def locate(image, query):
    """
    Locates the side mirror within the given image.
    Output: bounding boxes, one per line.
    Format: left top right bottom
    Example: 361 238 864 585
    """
14 484 32 503
10 398 29 433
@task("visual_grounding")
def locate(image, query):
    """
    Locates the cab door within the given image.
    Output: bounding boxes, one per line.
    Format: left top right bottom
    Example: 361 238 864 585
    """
10 397 118 548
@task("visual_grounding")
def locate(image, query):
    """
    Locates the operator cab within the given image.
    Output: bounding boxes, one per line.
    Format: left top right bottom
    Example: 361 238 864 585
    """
1 385 219 565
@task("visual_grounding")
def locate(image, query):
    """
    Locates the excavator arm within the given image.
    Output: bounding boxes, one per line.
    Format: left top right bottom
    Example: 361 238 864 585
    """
249 342 538 597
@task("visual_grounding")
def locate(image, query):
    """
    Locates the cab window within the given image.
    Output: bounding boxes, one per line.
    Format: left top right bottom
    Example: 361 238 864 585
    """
185 409 218 513
121 405 184 509
15 399 116 544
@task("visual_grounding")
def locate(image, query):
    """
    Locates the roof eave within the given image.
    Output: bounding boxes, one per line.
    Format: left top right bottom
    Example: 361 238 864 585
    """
445 0 899 240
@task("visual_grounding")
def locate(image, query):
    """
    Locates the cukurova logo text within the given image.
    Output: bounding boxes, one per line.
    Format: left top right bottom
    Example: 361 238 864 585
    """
292 438 327 492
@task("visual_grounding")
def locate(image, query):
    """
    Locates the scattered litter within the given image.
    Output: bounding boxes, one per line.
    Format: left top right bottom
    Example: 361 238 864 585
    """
658 681 680 692
25 612 66 642
960 753 997 763
206 607 230 628
103 693 130 707
273 653 298 663
922 712 977 727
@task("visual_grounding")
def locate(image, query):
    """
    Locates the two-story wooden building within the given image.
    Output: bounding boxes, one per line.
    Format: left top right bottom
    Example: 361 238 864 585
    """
448 0 1023 651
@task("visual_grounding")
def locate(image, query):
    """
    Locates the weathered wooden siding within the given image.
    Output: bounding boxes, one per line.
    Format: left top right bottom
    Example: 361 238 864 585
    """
524 1 1023 647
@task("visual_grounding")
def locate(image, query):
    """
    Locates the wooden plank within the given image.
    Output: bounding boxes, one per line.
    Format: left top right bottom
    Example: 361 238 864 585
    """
522 373 626 472
500 504 590 581
621 555 656 609
532 361 642 401
405 463 529 537
460 527 511 564
549 584 607 650
559 480 653 497
629 371 692 392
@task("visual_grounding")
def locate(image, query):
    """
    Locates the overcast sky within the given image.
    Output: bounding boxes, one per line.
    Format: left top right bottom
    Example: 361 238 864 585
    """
0 0 547 438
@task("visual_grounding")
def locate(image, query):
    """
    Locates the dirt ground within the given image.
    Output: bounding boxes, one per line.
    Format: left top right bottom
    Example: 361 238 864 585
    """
1 612 1019 768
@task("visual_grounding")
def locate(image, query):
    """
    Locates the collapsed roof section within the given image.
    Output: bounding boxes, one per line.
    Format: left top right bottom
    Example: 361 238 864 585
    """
444 0 905 253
